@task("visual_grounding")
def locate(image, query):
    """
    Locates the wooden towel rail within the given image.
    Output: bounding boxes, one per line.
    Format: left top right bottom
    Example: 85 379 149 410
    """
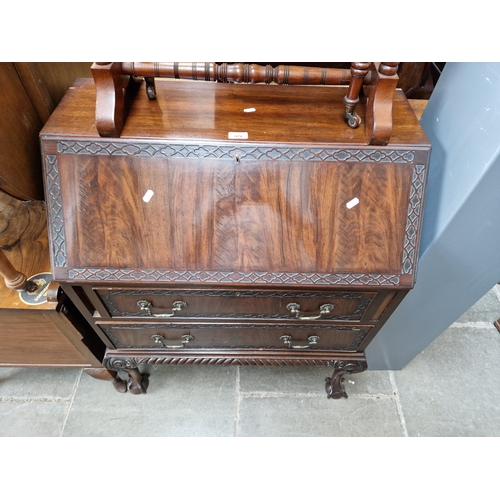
91 62 399 145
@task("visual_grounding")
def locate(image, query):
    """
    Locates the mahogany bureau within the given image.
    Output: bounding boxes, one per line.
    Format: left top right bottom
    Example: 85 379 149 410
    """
40 77 430 397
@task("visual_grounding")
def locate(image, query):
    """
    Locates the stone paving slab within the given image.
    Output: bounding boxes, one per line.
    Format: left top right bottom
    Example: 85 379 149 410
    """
392 323 500 436
62 364 238 437
239 365 394 396
0 400 69 437
0 367 81 399
237 395 404 437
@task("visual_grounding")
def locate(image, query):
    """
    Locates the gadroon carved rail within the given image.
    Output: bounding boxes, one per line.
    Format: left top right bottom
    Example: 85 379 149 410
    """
90 62 399 145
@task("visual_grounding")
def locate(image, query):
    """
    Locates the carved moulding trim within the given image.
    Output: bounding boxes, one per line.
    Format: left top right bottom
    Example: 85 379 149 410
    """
103 289 367 298
57 140 416 164
104 355 368 370
402 164 426 275
68 268 401 287
330 360 368 373
44 155 67 267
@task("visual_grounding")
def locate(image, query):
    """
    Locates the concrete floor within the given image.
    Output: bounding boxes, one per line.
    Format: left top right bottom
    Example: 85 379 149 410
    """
1 285 499 437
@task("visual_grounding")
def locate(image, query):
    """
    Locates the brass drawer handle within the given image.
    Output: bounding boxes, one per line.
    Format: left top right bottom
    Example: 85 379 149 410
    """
286 303 334 320
151 334 194 348
280 335 320 349
137 299 187 317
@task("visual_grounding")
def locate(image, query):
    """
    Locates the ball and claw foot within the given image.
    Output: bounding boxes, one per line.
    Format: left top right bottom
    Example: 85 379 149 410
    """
325 370 348 399
84 367 149 394
124 368 149 395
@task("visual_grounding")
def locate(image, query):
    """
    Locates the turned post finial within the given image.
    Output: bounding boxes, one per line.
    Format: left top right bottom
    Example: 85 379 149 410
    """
379 62 399 76
0 248 38 292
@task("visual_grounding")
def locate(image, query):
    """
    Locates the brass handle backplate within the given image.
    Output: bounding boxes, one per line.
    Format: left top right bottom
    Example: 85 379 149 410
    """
286 303 334 320
137 299 187 317
151 334 194 348
280 335 321 349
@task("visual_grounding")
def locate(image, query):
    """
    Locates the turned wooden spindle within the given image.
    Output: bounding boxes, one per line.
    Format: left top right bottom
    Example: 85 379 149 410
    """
0 247 37 292
343 62 371 128
121 62 354 87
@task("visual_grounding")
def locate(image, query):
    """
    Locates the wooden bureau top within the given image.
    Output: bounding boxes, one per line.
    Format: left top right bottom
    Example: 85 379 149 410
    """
41 78 429 147
41 78 430 289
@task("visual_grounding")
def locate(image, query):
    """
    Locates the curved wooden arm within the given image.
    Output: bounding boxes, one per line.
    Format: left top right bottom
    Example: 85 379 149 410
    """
0 247 37 291
365 62 400 145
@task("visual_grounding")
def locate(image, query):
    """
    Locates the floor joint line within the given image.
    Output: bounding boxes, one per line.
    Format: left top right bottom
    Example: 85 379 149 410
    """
389 370 408 437
60 369 83 437
234 366 241 437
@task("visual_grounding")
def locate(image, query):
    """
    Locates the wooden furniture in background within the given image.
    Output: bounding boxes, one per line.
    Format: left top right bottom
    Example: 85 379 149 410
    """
398 62 442 99
0 62 132 386
40 76 430 397
0 63 45 200
0 189 105 368
0 63 92 201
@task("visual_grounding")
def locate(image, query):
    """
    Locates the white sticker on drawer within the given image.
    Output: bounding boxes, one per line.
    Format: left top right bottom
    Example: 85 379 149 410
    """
346 197 359 209
228 132 248 139
244 108 256 113
143 190 154 202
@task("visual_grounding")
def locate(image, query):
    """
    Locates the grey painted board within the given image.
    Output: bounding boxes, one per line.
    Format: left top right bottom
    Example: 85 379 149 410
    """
367 62 500 370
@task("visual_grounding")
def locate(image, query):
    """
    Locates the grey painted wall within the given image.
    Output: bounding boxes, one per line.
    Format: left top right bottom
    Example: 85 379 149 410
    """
367 62 500 370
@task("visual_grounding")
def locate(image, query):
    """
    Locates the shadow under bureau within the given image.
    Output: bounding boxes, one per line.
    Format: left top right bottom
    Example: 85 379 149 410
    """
40 77 430 398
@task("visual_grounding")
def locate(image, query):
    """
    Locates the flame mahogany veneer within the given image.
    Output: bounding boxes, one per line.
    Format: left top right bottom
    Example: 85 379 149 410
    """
40 77 430 398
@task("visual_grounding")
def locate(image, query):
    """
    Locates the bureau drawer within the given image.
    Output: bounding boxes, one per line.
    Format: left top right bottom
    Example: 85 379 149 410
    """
98 322 372 352
94 288 379 322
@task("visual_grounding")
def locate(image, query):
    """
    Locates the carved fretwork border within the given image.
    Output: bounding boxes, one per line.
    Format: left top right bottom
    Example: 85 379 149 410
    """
46 141 427 286
57 140 417 164
69 268 401 286
45 155 67 268
402 164 426 274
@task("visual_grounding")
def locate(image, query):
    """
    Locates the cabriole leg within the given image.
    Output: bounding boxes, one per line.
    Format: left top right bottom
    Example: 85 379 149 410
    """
84 368 127 393
325 360 368 399
104 357 149 395
122 367 149 395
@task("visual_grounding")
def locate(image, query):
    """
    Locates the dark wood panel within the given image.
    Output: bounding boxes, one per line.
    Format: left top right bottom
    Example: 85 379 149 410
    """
94 287 377 321
58 155 412 275
99 322 371 351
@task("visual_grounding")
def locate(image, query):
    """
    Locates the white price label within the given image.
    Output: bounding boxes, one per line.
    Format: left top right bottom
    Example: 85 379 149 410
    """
346 197 360 209
228 132 248 139
143 190 154 202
